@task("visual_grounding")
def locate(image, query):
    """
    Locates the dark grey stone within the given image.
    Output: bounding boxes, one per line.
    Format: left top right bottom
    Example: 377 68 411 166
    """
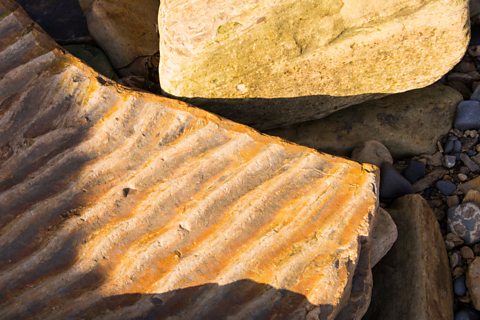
455 309 480 320
436 180 457 196
455 100 480 130
454 276 467 296
380 163 414 200
403 160 426 184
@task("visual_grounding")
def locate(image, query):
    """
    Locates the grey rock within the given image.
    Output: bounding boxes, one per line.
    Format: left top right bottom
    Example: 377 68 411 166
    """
455 100 480 131
455 276 467 296
371 208 398 267
444 154 457 168
380 163 414 200
461 153 480 172
267 84 462 157
455 309 480 320
350 140 393 167
436 180 457 196
403 160 426 183
364 195 453 320
448 203 480 244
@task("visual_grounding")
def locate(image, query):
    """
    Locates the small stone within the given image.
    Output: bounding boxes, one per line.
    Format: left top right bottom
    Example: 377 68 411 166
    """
460 176 480 194
436 180 457 195
474 243 480 256
449 81 473 99
469 150 478 157
424 152 444 167
380 163 414 200
351 140 393 167
450 251 464 269
476 144 480 153
445 137 457 154
455 275 468 296
444 154 457 168
460 174 470 182
455 61 477 73
403 160 426 183
448 202 480 244
462 246 476 262
467 257 480 310
446 232 465 250
455 308 480 320
462 153 480 172
453 266 466 278
464 190 480 206
448 195 461 208
455 140 464 153
455 100 480 130
413 168 448 193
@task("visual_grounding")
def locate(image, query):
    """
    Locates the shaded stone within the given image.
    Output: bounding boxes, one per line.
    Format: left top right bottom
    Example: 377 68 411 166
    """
448 203 480 245
413 168 448 193
436 180 457 196
468 257 480 310
268 84 463 156
380 163 414 201
350 140 393 168
64 44 117 79
371 208 398 267
461 153 480 172
364 195 453 320
79 0 160 79
455 100 480 131
455 309 480 320
16 0 89 42
159 0 468 129
455 276 467 296
403 160 426 184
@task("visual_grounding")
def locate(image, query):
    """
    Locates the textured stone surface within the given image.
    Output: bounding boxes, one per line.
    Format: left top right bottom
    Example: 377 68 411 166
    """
468 258 480 310
364 195 453 320
448 203 480 245
79 0 159 78
268 83 463 157
0 2 379 319
159 0 468 129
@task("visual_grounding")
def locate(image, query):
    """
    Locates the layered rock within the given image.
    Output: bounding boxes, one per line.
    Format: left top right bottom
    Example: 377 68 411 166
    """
364 195 453 320
0 2 378 319
268 83 463 158
159 0 469 129
79 0 159 79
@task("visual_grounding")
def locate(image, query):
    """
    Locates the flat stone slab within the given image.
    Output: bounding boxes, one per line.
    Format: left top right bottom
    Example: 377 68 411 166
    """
0 2 378 319
159 0 468 129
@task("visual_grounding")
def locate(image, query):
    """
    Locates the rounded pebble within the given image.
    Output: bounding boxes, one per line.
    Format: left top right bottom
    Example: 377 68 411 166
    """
379 163 414 200
448 202 480 244
436 180 457 196
455 100 480 131
455 276 467 296
402 160 426 184
444 155 457 168
455 308 480 320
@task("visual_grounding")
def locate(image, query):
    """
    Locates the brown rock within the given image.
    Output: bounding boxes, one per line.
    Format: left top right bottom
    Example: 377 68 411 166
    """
364 195 453 320
268 84 463 157
460 176 480 194
0 2 379 319
413 168 449 193
371 208 398 266
351 140 393 168
159 0 468 129
79 0 159 79
467 257 480 310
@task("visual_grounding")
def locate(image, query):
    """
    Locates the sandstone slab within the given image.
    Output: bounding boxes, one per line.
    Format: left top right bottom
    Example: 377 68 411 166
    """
268 83 463 158
364 195 453 320
159 0 468 129
0 2 378 319
79 0 159 79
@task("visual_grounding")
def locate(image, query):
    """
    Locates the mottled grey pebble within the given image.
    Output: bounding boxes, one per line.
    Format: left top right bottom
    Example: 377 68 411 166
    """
455 100 480 130
448 202 480 244
403 160 426 184
454 276 467 296
436 180 457 195
380 163 414 200
444 155 457 168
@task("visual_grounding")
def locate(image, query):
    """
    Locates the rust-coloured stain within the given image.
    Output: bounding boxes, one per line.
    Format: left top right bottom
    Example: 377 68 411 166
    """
0 2 378 319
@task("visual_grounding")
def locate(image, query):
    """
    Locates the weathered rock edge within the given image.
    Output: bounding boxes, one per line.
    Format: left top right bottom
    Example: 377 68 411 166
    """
159 0 469 129
0 2 378 319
